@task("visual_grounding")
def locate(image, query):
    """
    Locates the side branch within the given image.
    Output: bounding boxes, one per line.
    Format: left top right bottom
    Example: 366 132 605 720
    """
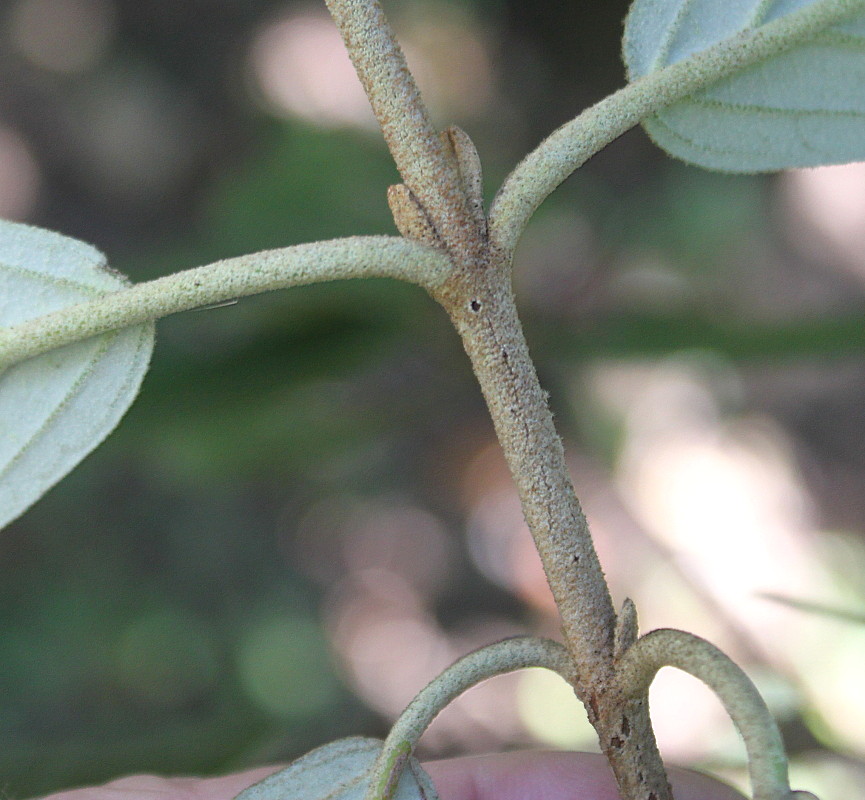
617 629 810 800
489 0 864 259
368 637 574 800
0 236 451 369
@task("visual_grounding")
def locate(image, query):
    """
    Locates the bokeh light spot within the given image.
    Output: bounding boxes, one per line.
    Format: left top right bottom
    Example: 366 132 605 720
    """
10 0 117 74
0 124 41 219
113 607 218 709
465 444 556 613
397 7 494 119
249 10 374 128
784 162 865 276
516 668 597 750
64 65 205 202
237 612 340 719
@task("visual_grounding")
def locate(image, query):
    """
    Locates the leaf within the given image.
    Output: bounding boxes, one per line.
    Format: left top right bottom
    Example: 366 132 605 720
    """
0 219 153 530
623 0 865 171
234 738 439 800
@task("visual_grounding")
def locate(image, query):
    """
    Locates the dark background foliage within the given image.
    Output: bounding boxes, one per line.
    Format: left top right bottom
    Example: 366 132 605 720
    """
2 1 865 796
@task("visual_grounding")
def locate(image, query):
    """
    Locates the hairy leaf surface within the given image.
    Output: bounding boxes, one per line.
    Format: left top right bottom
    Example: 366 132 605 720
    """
0 219 153 530
624 0 865 171
234 737 438 800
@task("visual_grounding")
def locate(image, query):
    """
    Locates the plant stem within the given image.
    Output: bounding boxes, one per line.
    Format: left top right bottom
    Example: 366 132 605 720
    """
436 271 615 686
431 266 671 800
617 629 801 800
368 637 574 800
0 236 450 369
324 0 478 257
489 0 865 259
322 3 672 794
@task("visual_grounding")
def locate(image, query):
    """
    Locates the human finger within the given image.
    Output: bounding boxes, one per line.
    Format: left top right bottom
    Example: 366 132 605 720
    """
423 751 746 800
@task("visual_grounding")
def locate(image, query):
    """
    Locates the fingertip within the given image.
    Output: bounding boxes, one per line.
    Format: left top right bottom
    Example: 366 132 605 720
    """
423 752 746 800
424 752 624 800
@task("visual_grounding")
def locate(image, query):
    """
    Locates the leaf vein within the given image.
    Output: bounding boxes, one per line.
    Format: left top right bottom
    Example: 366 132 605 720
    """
689 97 865 118
749 0 778 28
0 335 114 483
0 261 108 298
813 27 865 48
654 0 697 70
653 111 842 164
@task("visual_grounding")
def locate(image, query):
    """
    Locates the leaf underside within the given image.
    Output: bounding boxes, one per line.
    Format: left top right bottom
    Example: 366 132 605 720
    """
234 737 439 800
0 219 153 531
624 0 865 171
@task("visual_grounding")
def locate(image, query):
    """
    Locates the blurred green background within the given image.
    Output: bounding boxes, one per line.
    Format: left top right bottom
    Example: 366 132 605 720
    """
3 1 865 797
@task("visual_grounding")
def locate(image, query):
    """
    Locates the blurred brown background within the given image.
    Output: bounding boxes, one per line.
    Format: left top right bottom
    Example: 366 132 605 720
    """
2 1 865 797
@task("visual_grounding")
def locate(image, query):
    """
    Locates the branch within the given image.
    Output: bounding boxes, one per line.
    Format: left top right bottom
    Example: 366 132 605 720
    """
366 637 574 800
489 0 864 259
0 235 451 369
323 0 477 255
431 272 673 800
616 629 816 800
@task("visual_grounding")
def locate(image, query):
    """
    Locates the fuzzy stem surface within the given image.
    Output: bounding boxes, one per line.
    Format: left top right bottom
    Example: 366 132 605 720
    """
432 265 671 800
369 637 574 800
323 0 477 258
617 629 803 800
0 236 450 369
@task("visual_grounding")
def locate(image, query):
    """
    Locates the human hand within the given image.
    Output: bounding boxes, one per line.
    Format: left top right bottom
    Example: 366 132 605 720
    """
424 751 745 800
44 751 745 800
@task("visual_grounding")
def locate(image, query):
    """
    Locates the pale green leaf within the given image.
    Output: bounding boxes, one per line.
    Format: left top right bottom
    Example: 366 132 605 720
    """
623 0 865 171
0 219 153 530
234 737 438 800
